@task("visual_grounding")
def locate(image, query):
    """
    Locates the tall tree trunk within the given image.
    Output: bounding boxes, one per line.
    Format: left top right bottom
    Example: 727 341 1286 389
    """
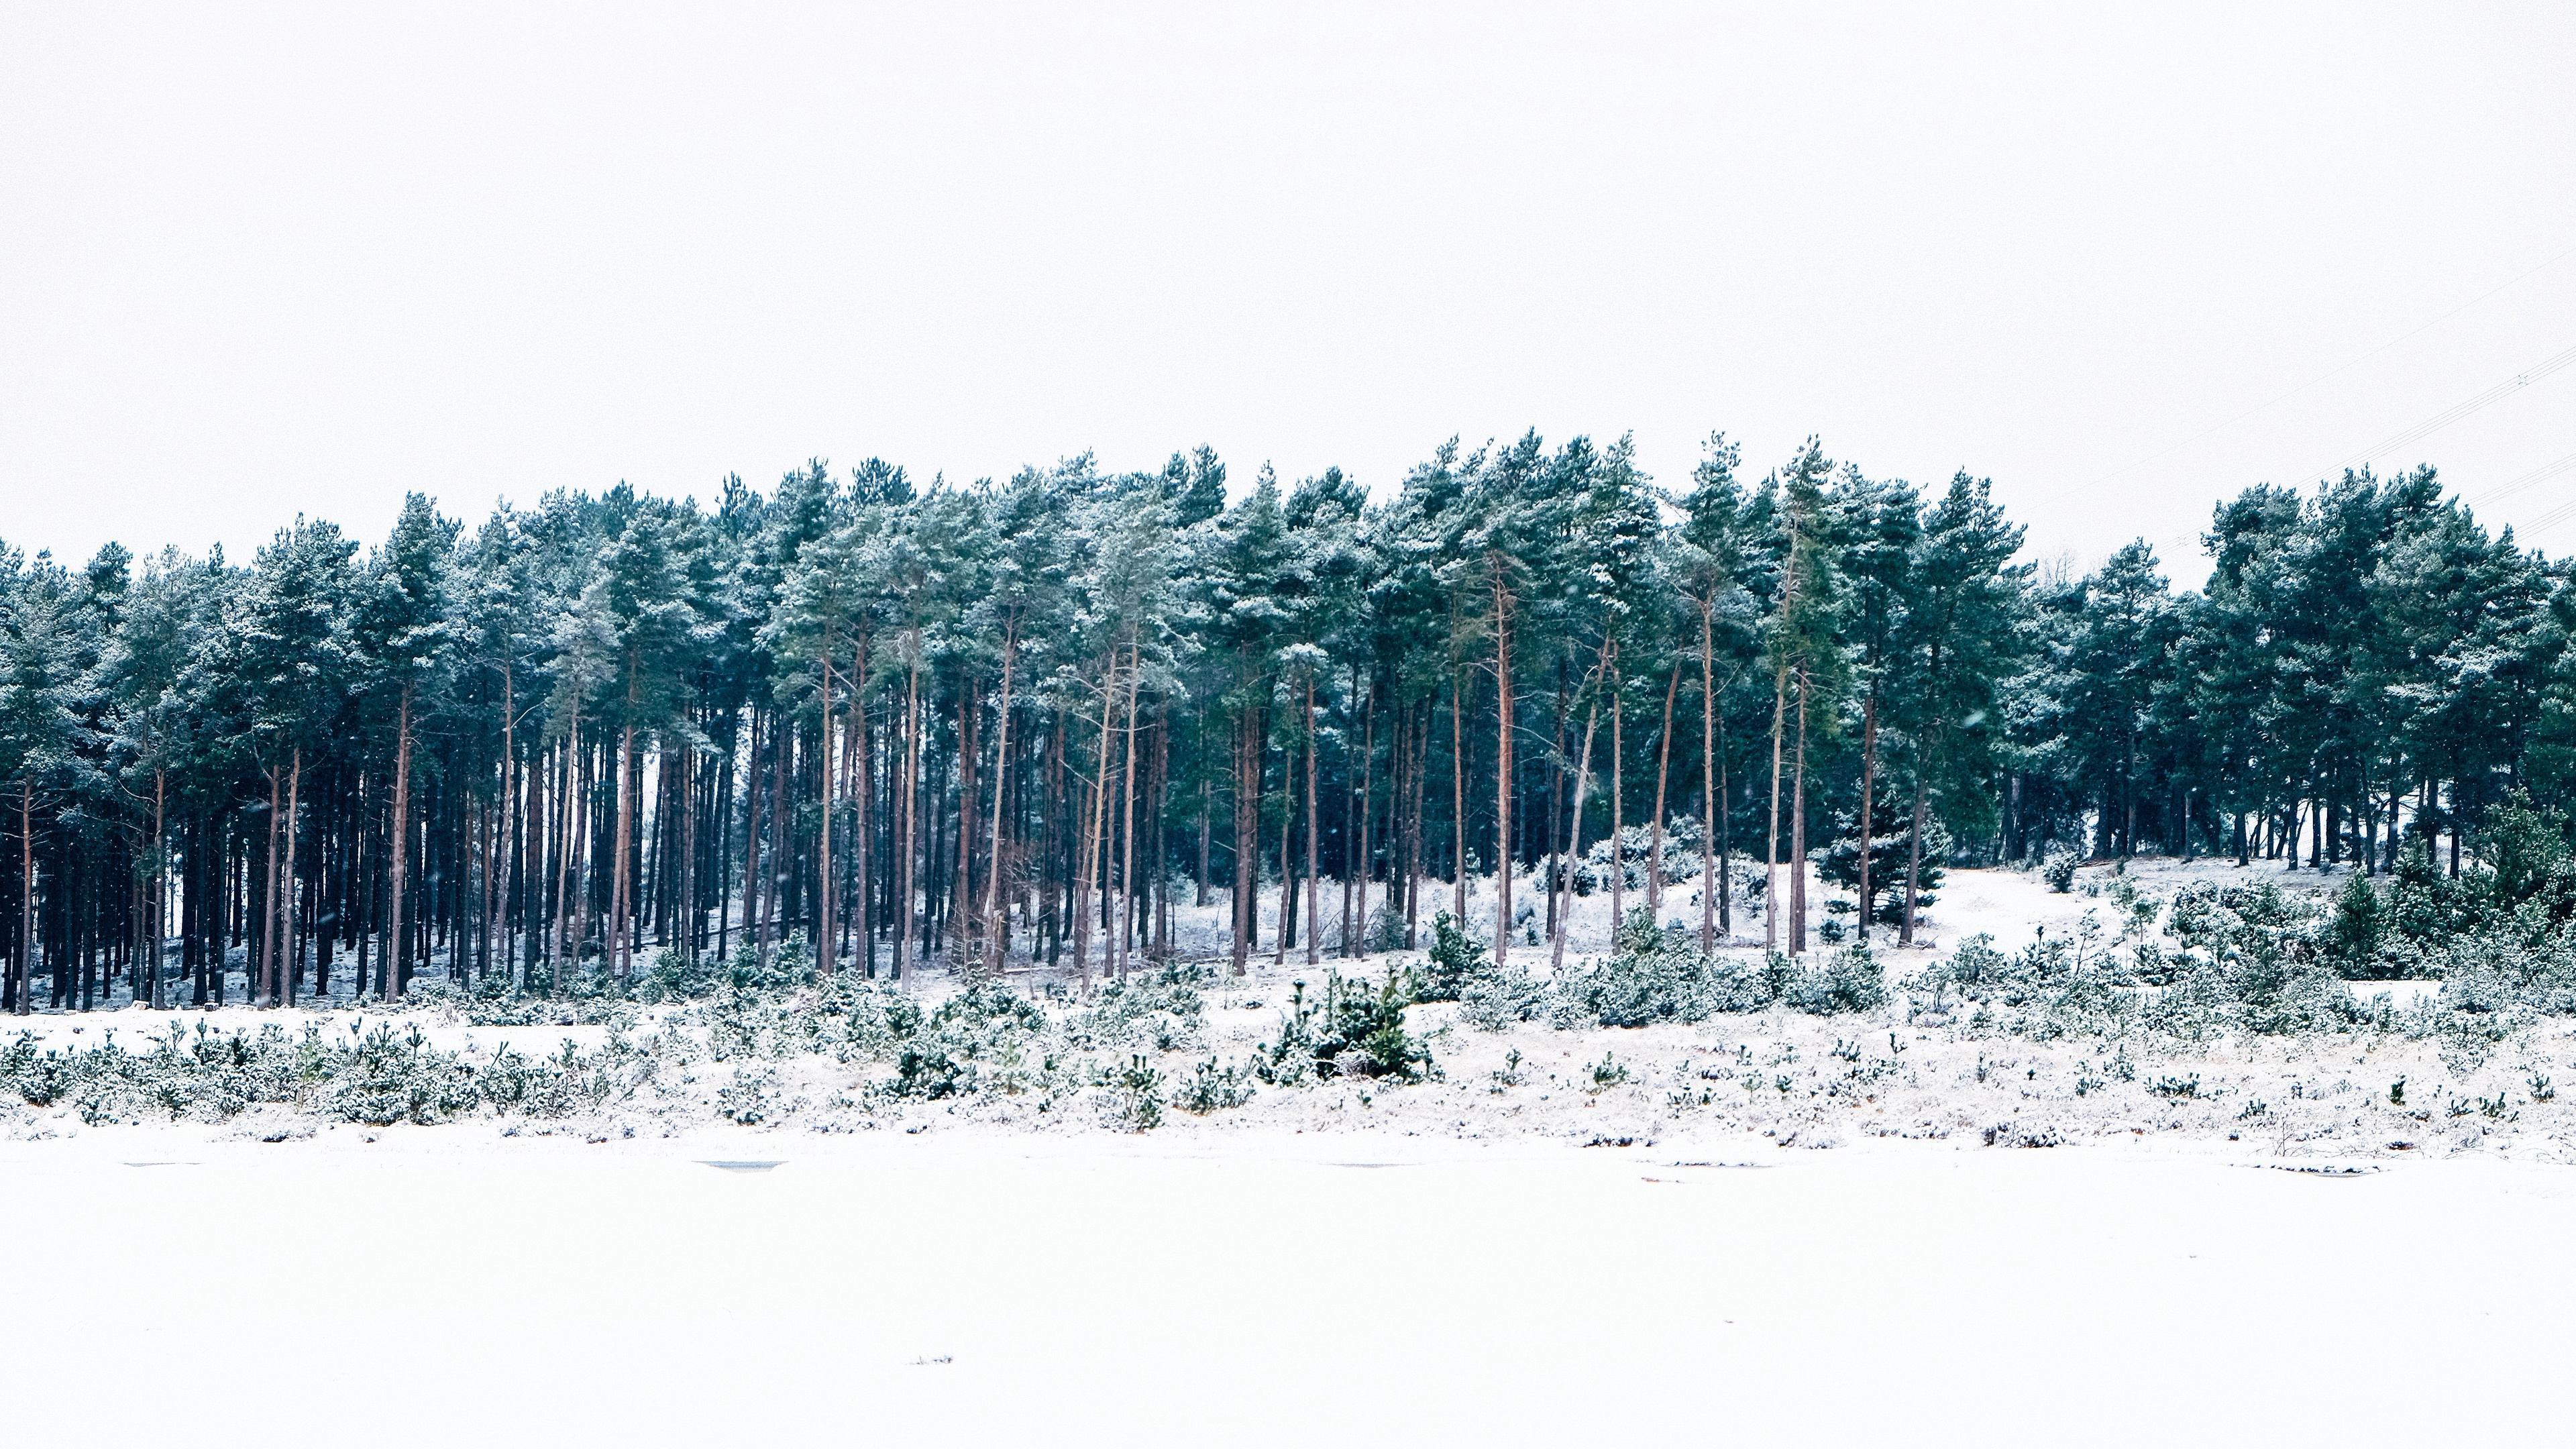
1352 682 1372 957
17 782 31 1016
612 718 637 978
281 747 301 1005
1116 648 1141 981
260 765 281 1006
1764 663 1788 955
896 661 921 982
1230 704 1256 974
817 655 836 975
1857 682 1878 942
150 769 166 1009
1303 672 1320 969
1491 569 1515 968
1650 661 1678 922
386 681 414 1002
1552 698 1600 975
982 626 1018 974
1790 663 1809 955
1273 732 1295 968
1608 645 1625 933
1900 777 1929 947
1450 676 1466 927
1071 666 1116 994
1700 603 1717 954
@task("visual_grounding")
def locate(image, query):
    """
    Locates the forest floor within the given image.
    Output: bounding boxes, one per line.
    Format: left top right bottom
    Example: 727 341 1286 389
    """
5 858 2568 1443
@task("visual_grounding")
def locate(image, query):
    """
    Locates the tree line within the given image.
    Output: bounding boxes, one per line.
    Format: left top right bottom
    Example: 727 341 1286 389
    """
0 433 2552 1013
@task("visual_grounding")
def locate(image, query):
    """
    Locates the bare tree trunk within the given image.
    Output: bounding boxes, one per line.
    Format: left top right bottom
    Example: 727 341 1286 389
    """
1701 604 1717 955
981 627 1018 974
1493 592 1515 969
281 747 301 1004
260 765 281 1006
1071 666 1116 995
1609 645 1625 932
551 727 575 991
1273 733 1295 969
1116 647 1141 981
1764 663 1787 955
1304 672 1320 969
612 718 637 978
1901 777 1928 947
1857 682 1878 943
1650 661 1677 921
896 660 921 982
150 769 166 1008
817 655 836 975
1230 704 1256 973
1790 663 1810 956
17 782 30 1015
1352 682 1372 957
1450 676 1466 926
386 681 414 1001
1552 698 1599 974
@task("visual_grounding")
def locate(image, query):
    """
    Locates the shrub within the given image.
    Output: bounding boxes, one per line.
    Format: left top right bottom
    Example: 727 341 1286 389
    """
2043 853 2079 894
1419 912 1490 1002
1175 1057 1257 1114
1254 971 1434 1084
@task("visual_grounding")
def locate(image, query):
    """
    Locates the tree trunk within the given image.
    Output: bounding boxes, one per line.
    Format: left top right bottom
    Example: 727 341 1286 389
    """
1790 663 1810 955
1491 568 1515 968
1116 647 1141 981
1303 672 1320 969
817 655 836 975
1450 676 1466 927
1609 645 1625 932
982 627 1018 974
1650 661 1678 921
386 682 414 1001
1230 704 1256 973
896 661 921 982
1552 698 1600 974
260 765 281 1006
1764 663 1788 955
281 747 301 1005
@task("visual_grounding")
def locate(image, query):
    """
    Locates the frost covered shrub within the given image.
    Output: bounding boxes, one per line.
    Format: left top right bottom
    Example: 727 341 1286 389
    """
2043 853 2079 894
1364 904 1409 954
1175 1057 1257 1114
638 946 722 1002
1552 910 1877 1027
319 1023 482 1125
1104 1055 1163 1130
1780 945 1886 1015
1459 960 1550 1031
1254 972 1433 1084
1419 912 1489 1002
1059 965 1203 1052
885 981 1050 1100
716 1065 780 1124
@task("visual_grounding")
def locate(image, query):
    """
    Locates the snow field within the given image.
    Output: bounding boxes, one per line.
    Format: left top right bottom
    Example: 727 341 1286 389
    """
3 1134 2568 1446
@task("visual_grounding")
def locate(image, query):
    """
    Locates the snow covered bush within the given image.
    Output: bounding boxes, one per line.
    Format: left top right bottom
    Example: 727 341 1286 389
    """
1174 1057 1256 1114
1254 971 1434 1084
1418 911 1489 1002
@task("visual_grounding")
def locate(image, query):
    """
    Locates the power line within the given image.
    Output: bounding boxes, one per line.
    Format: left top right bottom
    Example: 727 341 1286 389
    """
2083 239 2576 492
2336 343 2576 472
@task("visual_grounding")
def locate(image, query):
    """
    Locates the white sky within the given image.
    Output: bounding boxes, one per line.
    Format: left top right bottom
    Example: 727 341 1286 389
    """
4 3 2572 585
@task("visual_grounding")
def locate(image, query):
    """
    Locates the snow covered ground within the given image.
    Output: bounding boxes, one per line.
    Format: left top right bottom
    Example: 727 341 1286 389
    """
4 1128 2568 1446
7 857 2560 1444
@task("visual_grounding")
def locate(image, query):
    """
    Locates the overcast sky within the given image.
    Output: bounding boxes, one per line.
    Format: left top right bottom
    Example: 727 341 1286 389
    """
4 3 2571 584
